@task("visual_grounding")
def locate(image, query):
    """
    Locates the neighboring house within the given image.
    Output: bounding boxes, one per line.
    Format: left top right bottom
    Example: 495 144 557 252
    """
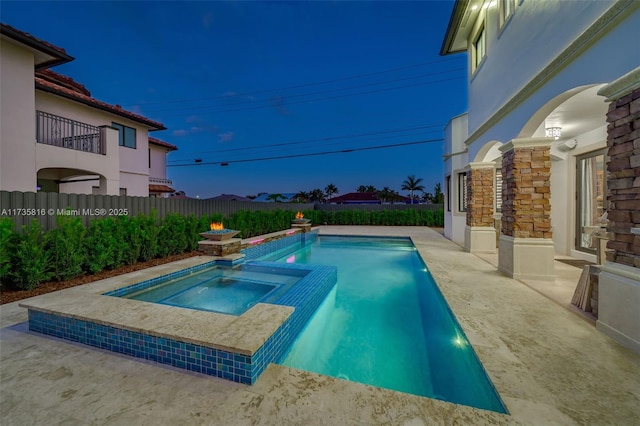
208 194 254 202
149 137 177 197
253 193 296 202
330 192 382 204
440 1 639 353
0 23 176 197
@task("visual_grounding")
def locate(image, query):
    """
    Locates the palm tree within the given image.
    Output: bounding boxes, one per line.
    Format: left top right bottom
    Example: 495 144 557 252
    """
377 187 393 203
292 191 310 203
356 185 377 193
401 175 425 204
266 193 285 203
309 189 326 203
433 183 444 204
325 183 339 203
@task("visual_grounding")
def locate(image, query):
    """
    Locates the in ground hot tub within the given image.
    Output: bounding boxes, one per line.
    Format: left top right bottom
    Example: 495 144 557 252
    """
107 264 309 315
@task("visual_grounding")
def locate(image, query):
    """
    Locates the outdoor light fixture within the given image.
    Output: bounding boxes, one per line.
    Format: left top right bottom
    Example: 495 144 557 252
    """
545 127 562 140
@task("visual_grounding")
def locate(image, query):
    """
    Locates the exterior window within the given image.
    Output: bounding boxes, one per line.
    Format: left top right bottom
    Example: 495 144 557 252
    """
458 172 468 212
499 0 515 28
576 149 607 254
92 186 100 195
495 169 503 213
119 188 127 196
112 122 136 148
446 175 451 212
473 25 486 71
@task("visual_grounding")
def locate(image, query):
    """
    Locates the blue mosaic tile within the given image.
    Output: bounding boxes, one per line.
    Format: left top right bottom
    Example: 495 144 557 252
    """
26 228 336 387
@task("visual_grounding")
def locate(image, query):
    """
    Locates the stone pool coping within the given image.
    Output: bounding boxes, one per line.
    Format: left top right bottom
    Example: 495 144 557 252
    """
18 256 294 355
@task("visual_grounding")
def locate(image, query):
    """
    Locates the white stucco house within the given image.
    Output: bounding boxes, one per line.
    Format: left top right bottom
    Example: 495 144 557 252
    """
441 0 639 353
0 23 177 197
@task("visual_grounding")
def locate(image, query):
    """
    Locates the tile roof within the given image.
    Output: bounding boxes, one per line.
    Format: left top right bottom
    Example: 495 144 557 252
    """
330 192 381 202
149 184 174 193
208 194 253 202
36 75 166 130
36 69 91 96
149 137 178 151
0 23 73 69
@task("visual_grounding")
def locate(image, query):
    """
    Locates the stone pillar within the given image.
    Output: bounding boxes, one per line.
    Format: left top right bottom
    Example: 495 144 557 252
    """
497 138 555 281
595 67 640 354
464 162 496 253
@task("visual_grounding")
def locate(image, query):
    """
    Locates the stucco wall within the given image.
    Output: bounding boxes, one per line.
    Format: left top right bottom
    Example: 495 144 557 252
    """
467 1 634 137
149 144 168 179
0 39 37 192
444 114 469 244
469 2 640 158
35 92 151 196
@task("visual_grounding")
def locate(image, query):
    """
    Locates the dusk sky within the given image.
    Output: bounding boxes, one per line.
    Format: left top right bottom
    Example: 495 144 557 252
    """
3 1 467 199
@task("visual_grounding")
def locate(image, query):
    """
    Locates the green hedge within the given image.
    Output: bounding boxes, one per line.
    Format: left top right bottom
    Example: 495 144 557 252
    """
0 208 443 291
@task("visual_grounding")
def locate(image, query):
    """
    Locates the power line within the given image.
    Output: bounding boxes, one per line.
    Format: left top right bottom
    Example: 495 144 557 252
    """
168 123 446 161
167 138 443 167
145 68 463 113
154 75 464 116
132 57 463 107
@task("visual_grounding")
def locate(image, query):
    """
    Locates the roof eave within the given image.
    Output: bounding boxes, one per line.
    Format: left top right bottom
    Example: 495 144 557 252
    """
36 83 167 131
0 25 74 68
440 0 470 56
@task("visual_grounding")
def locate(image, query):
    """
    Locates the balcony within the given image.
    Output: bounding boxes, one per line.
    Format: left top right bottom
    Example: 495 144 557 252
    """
149 177 173 185
36 110 104 155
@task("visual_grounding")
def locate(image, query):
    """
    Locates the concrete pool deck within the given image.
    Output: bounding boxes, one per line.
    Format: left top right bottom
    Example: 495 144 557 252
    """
1 226 639 425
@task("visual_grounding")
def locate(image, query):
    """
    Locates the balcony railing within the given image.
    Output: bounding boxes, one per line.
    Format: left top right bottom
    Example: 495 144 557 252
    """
149 177 173 185
36 110 104 154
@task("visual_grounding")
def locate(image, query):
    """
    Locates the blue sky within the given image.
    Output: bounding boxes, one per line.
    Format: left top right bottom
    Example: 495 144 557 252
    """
3 1 467 199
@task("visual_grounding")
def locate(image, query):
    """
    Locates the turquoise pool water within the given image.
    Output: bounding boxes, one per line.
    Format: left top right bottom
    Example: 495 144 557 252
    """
117 264 307 315
262 235 506 413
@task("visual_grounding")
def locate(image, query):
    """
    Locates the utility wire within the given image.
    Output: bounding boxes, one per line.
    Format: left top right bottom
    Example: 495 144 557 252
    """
145 68 463 113
154 75 463 116
167 138 443 167
168 123 445 161
133 57 463 107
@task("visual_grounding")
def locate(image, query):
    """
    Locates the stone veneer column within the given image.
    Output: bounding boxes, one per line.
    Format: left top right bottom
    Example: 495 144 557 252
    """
464 162 496 253
595 67 640 354
497 138 555 281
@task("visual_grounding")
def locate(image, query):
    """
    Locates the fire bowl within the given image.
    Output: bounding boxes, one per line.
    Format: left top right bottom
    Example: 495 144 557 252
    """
199 230 240 241
292 218 310 224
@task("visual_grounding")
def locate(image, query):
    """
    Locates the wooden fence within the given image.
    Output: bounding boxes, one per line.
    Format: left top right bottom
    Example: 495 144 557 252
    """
0 190 443 231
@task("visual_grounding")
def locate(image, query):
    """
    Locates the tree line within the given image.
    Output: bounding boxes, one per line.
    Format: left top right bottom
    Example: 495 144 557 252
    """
264 175 444 204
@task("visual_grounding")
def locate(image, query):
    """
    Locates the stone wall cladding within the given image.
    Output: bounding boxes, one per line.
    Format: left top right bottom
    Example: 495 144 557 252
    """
466 167 494 227
501 146 552 239
605 87 640 268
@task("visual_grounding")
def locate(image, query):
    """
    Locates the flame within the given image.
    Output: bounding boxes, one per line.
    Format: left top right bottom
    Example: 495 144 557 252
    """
295 211 304 219
210 222 224 231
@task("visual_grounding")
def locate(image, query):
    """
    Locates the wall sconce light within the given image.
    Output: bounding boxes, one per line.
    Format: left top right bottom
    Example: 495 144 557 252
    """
545 127 562 140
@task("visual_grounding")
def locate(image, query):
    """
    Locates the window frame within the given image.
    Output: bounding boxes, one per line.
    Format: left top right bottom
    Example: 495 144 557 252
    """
458 172 468 213
499 0 515 29
575 148 607 255
446 175 452 212
112 122 137 149
472 23 486 73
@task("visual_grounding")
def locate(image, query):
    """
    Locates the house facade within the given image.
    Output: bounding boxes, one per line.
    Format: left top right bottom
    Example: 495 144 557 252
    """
441 0 639 353
0 23 176 197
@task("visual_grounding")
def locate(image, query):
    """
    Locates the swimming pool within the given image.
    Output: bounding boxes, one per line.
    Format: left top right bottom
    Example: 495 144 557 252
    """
261 235 507 413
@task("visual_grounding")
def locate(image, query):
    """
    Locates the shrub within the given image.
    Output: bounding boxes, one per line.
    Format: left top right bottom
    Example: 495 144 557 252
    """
10 220 52 290
0 218 15 287
47 215 86 281
84 217 125 273
157 213 187 257
138 211 160 262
